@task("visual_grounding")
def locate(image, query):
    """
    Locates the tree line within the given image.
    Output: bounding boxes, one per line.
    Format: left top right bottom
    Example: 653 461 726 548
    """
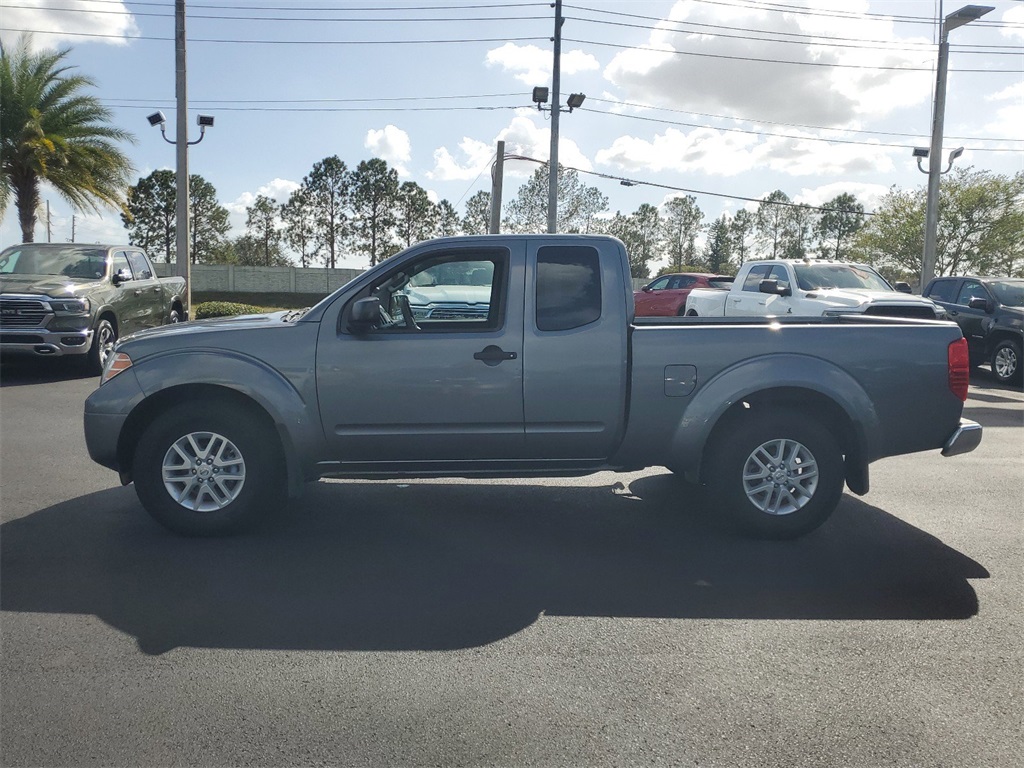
4 37 1021 281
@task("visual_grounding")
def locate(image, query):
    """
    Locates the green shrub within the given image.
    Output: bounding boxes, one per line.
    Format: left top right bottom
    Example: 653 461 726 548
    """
194 301 267 319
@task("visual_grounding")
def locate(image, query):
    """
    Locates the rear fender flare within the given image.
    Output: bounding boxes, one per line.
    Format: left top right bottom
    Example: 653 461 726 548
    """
669 354 879 492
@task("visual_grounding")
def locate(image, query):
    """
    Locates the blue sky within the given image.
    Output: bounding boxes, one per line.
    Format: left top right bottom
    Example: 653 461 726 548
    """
1 0 1022 270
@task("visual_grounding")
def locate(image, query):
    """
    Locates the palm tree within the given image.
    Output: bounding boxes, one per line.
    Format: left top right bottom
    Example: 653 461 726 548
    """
1 35 135 242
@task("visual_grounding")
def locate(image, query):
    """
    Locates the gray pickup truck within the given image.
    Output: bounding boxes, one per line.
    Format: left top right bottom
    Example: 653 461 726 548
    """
0 243 187 373
84 234 981 539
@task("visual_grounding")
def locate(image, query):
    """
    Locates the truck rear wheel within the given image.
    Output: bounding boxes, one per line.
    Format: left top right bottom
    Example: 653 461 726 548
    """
991 339 1022 385
133 402 284 536
706 411 844 539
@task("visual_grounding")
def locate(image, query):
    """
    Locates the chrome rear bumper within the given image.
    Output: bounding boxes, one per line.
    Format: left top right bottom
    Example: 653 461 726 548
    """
942 419 983 457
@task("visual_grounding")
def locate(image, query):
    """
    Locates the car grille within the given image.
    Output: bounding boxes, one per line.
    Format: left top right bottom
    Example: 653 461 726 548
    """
863 305 937 320
0 298 49 328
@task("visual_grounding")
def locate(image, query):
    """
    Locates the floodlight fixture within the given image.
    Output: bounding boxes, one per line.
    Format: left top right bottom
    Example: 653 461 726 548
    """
532 87 549 105
147 111 167 127
948 146 964 162
566 92 586 111
912 147 929 158
197 114 215 128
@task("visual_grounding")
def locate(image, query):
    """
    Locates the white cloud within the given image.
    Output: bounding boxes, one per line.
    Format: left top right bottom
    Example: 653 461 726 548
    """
486 43 599 84
226 178 300 230
1001 5 1024 40
596 126 894 178
983 82 1024 145
427 115 592 182
0 1 139 50
365 125 412 176
602 0 933 127
791 181 892 213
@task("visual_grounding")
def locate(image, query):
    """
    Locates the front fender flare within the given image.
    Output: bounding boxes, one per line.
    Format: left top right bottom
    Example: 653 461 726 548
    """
124 349 321 497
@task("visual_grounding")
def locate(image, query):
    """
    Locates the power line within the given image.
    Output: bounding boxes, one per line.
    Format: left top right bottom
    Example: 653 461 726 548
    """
0 27 549 45
489 154 879 215
587 97 1024 144
563 37 1023 73
57 0 549 9
564 12 1024 55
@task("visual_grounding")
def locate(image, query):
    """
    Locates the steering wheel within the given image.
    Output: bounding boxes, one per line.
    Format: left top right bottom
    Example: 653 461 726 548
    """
396 294 420 330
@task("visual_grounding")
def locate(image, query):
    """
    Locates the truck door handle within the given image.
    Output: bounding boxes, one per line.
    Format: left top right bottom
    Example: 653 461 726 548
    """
133 289 142 296
473 345 517 366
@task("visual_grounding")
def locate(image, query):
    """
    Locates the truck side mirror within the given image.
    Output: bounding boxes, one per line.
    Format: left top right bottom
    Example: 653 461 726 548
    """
111 268 132 286
967 297 994 313
642 285 653 293
348 297 381 333
759 279 792 297
894 282 912 294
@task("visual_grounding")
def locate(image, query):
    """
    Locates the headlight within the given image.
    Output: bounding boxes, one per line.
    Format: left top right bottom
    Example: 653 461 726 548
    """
50 297 91 314
100 352 133 385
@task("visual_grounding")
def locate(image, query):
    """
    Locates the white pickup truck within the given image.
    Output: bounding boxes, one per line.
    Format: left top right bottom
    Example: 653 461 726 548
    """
684 259 942 320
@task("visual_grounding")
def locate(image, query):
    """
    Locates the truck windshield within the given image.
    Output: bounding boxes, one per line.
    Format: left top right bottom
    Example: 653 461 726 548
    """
0 245 108 280
793 264 891 292
988 280 1024 307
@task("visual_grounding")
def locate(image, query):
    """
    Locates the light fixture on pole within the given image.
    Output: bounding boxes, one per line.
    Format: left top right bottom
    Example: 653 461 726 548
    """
148 111 214 148
920 3 993 290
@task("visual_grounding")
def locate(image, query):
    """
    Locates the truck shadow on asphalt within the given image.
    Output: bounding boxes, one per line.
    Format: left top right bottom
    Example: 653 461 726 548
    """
0 358 96 386
0 474 988 655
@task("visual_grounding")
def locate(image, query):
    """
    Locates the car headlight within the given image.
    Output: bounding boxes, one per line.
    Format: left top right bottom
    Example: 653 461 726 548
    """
49 297 91 314
100 352 133 385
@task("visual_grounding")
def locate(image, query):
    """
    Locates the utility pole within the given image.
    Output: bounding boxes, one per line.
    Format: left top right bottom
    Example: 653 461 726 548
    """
547 0 563 234
70 215 76 243
46 201 51 242
489 140 505 234
175 0 191 313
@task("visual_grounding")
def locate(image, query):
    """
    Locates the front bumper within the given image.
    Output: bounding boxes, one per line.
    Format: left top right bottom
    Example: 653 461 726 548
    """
941 418 983 457
0 327 93 357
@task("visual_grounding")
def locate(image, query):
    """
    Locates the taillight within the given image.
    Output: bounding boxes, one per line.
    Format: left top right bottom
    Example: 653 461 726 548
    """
948 338 969 401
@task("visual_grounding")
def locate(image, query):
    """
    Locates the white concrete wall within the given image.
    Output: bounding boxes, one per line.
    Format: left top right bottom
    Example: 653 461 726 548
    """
154 263 363 294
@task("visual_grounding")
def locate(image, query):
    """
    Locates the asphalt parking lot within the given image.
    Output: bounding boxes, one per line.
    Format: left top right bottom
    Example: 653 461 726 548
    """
1 358 1021 767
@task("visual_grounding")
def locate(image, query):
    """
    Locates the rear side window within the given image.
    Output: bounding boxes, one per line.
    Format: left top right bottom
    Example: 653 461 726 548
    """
927 279 957 303
536 246 602 332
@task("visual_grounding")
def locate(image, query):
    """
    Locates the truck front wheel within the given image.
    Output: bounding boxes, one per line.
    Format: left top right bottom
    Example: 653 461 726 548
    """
87 317 116 374
133 402 284 536
707 411 844 539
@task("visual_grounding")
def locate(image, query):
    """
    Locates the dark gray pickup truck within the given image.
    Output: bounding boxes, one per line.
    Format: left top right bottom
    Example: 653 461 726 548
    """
84 234 981 539
0 243 187 373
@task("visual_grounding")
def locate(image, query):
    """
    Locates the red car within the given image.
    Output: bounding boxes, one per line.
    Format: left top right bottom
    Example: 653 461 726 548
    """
634 273 734 317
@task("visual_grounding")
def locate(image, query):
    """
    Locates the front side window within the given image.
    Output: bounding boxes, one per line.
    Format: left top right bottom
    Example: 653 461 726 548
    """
126 252 153 280
536 246 602 332
112 253 134 280
647 277 670 291
357 250 507 333
742 264 772 292
956 281 988 306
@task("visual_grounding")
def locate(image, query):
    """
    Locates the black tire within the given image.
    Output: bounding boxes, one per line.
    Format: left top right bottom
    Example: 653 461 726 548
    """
87 317 116 375
706 410 844 539
133 401 285 536
686 309 698 317
990 339 1022 385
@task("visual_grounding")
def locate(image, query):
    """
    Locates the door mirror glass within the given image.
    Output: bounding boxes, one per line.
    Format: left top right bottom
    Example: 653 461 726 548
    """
112 268 132 286
759 278 791 297
967 297 992 312
894 281 912 294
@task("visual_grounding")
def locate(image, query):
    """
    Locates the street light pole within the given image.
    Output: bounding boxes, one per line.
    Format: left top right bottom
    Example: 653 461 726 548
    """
175 0 190 310
921 4 993 289
547 0 563 234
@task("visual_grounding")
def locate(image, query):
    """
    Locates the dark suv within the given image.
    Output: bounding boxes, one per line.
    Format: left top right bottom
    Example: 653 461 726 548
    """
924 275 1024 385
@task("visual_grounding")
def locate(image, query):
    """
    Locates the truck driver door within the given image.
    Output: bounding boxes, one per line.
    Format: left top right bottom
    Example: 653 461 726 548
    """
315 243 527 465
